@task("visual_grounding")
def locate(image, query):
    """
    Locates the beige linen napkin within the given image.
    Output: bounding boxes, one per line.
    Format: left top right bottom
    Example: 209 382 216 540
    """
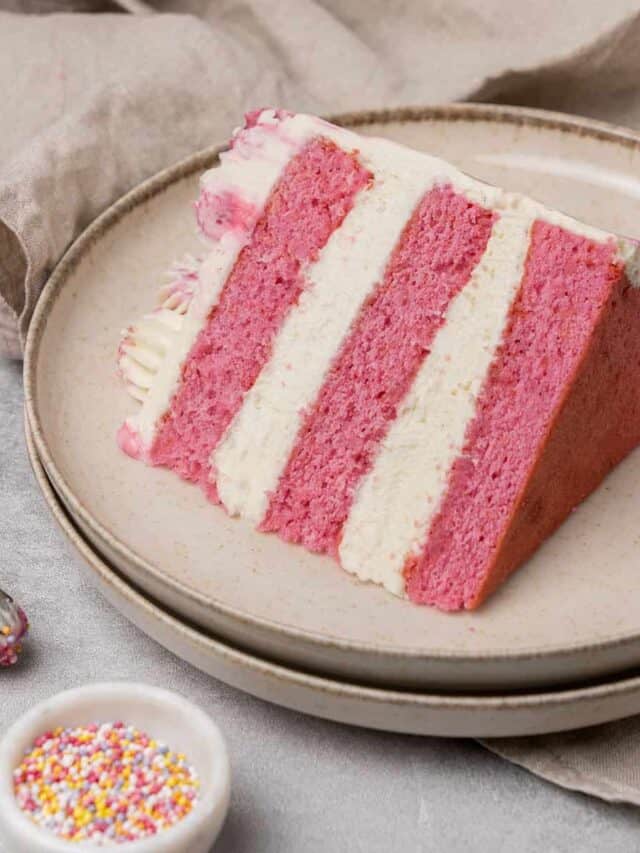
3 0 640 805
484 722 640 806
4 0 640 356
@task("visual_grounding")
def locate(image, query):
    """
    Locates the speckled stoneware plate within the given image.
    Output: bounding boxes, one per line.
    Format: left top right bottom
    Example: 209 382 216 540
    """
24 418 640 737
25 105 640 693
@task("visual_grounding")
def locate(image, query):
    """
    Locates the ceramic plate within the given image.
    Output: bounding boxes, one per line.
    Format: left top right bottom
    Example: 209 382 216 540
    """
25 416 640 737
25 105 640 692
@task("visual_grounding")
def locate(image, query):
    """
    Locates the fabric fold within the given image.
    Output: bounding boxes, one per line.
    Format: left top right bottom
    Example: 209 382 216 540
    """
484 718 640 806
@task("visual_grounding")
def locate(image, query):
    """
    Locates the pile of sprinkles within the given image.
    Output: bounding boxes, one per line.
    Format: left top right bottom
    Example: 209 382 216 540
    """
13 722 200 845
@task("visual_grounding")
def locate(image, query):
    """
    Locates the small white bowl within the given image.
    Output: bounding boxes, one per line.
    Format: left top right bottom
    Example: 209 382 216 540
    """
0 683 230 852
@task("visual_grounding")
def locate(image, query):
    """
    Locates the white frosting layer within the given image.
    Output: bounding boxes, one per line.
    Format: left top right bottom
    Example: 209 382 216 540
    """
338 214 533 595
119 307 184 403
119 256 200 404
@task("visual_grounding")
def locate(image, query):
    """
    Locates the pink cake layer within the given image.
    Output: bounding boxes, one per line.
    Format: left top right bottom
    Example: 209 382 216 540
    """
149 138 371 493
405 221 623 610
261 185 495 554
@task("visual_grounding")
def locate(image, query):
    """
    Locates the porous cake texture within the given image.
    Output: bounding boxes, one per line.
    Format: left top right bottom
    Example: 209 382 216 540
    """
118 109 640 611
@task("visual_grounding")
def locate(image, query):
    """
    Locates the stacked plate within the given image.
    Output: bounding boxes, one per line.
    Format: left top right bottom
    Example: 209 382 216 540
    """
24 105 640 737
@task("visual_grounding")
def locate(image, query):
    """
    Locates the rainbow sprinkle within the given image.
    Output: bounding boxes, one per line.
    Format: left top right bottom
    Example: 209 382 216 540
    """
13 722 200 845
0 601 28 667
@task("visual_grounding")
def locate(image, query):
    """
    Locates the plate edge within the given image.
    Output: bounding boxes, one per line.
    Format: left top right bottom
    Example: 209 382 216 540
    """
24 103 640 665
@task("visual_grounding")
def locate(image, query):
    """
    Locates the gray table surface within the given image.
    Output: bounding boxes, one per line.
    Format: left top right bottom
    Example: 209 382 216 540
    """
3 356 640 852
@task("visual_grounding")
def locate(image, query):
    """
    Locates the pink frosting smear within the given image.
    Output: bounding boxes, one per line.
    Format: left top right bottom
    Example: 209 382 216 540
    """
158 258 200 310
195 190 259 243
149 137 372 496
117 422 146 460
242 108 293 131
261 185 495 555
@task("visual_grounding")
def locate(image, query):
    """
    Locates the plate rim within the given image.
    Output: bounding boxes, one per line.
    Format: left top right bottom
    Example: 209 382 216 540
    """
24 101 640 665
23 409 640 733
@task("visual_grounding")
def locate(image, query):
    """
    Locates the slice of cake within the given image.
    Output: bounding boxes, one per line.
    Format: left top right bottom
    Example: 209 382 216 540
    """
117 109 640 611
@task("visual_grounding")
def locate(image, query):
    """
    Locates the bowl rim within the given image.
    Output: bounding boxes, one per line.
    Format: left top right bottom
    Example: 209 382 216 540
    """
0 682 230 852
23 101 640 665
